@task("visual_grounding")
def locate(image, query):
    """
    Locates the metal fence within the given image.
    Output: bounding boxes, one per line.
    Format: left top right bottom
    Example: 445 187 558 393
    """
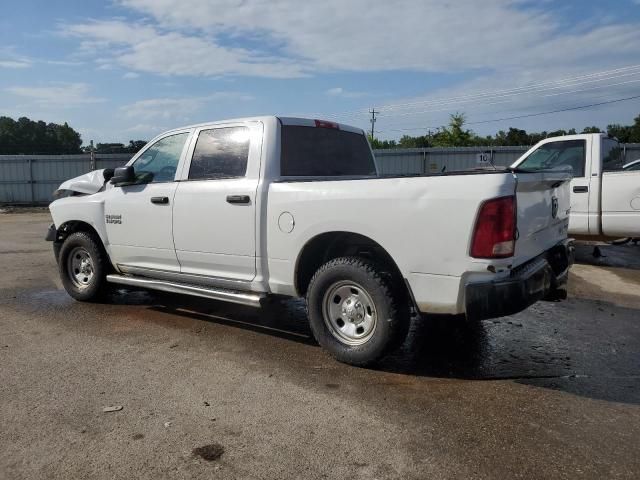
0 154 132 204
2 144 640 204
375 144 640 175
374 146 529 175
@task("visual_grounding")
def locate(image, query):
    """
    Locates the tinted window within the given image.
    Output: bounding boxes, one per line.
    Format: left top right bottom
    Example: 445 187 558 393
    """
132 132 189 183
518 140 586 177
602 138 624 171
281 126 376 177
189 127 250 180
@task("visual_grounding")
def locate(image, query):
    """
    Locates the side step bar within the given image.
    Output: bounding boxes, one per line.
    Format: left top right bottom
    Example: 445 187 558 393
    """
106 274 264 308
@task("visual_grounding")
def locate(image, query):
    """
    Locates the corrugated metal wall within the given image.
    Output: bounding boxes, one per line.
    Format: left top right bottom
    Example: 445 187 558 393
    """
0 154 132 204
373 146 529 174
2 144 640 204
374 144 640 175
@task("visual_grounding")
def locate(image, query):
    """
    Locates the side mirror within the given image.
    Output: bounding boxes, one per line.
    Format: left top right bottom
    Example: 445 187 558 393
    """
110 166 135 185
103 168 115 182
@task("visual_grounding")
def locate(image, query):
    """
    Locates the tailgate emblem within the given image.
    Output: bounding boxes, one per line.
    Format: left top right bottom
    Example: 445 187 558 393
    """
551 197 558 219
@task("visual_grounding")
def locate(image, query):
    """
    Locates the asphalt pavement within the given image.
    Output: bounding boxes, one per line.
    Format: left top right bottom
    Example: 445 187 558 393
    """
1 212 639 479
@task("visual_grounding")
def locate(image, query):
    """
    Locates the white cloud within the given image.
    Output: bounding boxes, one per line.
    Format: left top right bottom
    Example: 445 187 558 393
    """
326 87 368 99
62 20 307 78
116 0 640 74
326 87 344 96
0 60 31 68
122 71 140 79
120 92 253 122
5 83 105 107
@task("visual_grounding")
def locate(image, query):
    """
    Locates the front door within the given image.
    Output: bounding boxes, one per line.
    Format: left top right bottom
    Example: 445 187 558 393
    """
105 131 191 272
172 123 261 282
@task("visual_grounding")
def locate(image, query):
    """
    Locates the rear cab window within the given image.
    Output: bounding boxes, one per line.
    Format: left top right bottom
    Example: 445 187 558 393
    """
601 138 624 172
280 124 377 177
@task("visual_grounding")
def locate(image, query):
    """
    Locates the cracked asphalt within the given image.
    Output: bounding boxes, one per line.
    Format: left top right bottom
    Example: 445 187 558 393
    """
1 212 639 479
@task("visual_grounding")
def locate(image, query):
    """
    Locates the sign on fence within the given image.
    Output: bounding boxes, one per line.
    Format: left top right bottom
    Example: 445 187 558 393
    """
476 151 492 166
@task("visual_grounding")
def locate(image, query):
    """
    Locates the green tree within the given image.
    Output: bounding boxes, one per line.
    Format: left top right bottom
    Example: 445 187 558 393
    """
0 116 82 154
431 113 478 147
582 126 602 133
607 123 631 142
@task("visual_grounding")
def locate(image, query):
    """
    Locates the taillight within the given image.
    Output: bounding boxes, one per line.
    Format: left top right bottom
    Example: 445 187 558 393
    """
471 195 516 258
314 119 339 129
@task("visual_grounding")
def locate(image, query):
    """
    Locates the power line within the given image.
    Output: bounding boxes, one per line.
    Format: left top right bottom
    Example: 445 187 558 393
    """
332 69 640 122
313 64 640 120
376 94 640 133
374 77 640 120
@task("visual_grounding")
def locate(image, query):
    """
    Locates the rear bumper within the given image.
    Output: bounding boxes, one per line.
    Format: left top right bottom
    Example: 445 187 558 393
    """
465 240 574 320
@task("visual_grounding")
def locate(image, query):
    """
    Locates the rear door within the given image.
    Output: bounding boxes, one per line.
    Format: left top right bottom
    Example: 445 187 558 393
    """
514 138 591 235
172 122 263 282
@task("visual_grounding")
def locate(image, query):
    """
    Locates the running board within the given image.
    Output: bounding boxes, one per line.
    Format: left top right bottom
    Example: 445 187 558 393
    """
106 274 264 308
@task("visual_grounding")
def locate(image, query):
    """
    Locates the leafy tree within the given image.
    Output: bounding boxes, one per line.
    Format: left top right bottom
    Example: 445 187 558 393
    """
0 116 82 154
431 113 477 147
370 112 640 150
608 114 640 142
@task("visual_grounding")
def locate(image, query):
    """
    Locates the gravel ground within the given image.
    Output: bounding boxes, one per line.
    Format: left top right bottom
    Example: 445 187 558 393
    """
1 212 639 479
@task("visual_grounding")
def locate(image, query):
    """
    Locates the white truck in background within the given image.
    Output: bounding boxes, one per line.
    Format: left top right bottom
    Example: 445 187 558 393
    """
47 116 573 366
511 133 640 241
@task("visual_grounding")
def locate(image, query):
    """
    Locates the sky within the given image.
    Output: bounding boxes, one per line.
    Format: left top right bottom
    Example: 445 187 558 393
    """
1 0 640 145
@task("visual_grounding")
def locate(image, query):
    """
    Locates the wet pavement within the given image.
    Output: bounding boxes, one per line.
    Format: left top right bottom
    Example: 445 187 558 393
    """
1 212 639 479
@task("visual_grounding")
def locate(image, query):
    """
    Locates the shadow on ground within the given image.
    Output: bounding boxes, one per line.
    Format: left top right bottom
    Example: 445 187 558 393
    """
574 241 640 270
106 286 640 406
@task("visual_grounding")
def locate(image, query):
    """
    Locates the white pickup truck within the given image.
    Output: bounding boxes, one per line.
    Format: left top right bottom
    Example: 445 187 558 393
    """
47 116 573 365
511 133 640 241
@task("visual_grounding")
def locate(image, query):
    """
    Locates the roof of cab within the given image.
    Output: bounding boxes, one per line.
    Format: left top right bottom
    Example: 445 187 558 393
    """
159 116 364 136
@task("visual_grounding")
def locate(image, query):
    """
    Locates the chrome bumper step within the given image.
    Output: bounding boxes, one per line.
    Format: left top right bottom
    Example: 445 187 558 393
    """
106 274 264 308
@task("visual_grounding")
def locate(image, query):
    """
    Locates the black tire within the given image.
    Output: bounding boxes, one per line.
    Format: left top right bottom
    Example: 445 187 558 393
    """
306 256 410 366
58 231 109 302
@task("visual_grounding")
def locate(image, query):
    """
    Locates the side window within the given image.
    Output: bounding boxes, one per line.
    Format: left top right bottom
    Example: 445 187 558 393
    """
624 160 640 171
132 132 189 183
602 138 624 172
518 140 586 177
188 127 250 180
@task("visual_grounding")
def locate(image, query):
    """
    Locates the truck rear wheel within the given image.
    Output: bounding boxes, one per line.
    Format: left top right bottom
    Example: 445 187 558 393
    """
58 232 109 302
306 257 409 366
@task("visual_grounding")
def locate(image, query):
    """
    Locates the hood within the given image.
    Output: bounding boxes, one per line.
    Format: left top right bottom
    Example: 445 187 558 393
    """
57 169 108 195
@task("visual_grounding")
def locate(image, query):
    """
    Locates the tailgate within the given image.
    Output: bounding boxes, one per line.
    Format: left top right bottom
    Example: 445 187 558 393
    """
512 171 571 267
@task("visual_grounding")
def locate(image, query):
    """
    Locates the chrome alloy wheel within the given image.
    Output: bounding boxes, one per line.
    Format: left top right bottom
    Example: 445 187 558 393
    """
321 281 378 346
66 246 95 289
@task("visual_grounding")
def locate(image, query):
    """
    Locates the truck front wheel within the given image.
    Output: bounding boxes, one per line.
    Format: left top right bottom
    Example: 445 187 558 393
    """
58 232 109 302
306 257 409 366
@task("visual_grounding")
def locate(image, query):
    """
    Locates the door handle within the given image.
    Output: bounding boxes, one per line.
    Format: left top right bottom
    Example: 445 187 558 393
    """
226 195 251 204
150 196 169 204
573 186 589 193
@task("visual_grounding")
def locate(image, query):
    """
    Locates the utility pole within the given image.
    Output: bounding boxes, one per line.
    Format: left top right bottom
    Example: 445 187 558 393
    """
89 139 96 171
369 108 378 140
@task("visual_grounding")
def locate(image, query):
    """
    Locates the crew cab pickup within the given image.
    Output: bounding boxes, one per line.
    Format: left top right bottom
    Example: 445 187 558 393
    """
511 133 640 241
47 116 573 365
